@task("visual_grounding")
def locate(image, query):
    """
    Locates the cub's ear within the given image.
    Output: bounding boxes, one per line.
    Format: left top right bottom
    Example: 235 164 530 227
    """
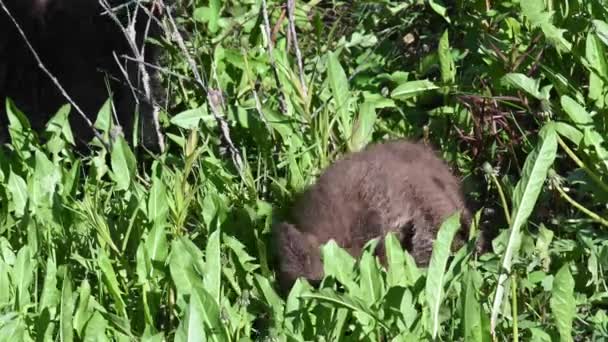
273 222 323 296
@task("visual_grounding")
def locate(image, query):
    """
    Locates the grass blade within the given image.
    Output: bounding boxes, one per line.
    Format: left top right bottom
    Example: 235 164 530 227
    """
425 213 462 338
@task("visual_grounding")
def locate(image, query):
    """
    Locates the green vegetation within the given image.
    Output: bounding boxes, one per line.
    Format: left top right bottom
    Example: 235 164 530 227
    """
1 0 608 340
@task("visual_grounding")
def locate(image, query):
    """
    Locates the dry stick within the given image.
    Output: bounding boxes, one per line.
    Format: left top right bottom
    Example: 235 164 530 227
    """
99 0 166 153
158 0 244 174
0 0 109 150
286 0 308 100
261 0 289 114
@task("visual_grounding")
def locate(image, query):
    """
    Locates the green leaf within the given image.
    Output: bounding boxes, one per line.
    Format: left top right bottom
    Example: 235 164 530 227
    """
438 30 455 84
31 150 61 208
592 20 608 46
7 171 28 217
204 229 221 301
391 79 439 101
60 268 74 342
425 213 462 338
521 0 571 52
358 249 383 305
490 125 557 333
586 30 608 107
98 252 127 318
14 246 33 309
385 233 407 288
550 264 575 342
191 285 229 342
428 0 450 23
110 136 136 191
148 174 169 223
350 101 377 152
462 268 490 342
502 73 544 100
327 51 352 139
560 95 593 126
322 240 357 291
39 257 59 311
170 107 212 130
300 289 388 329
145 222 169 274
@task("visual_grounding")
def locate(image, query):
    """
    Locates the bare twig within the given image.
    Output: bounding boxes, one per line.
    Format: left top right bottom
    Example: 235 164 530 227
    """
0 0 109 150
208 89 244 173
261 0 288 114
158 0 244 174
286 0 308 99
99 0 166 152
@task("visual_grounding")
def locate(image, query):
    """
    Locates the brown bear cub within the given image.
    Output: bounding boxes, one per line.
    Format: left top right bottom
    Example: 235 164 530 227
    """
273 139 481 294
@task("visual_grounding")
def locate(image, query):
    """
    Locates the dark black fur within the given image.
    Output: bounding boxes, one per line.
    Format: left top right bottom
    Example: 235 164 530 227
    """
0 0 164 150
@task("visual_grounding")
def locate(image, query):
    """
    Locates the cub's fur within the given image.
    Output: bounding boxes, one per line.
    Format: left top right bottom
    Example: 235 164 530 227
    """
274 140 482 293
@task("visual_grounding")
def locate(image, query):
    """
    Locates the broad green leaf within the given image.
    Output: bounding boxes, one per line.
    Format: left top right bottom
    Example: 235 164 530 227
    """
560 95 593 126
592 20 608 46
550 264 575 342
425 213 461 338
169 238 205 304
502 73 543 100
586 31 608 107
39 257 59 311
438 30 455 84
93 99 112 133
521 0 571 52
463 268 490 342
428 0 450 23
31 150 61 208
7 171 28 217
583 129 608 173
145 222 169 273
385 233 407 287
98 252 127 318
110 136 136 191
169 107 212 130
491 126 557 333
322 240 357 291
204 229 221 301
254 274 284 322
191 285 229 342
73 280 93 336
350 101 376 152
358 249 383 305
391 80 439 100
327 51 352 139
13 246 33 309
301 289 387 329
554 122 583 146
148 175 169 223
175 297 206 342
82 312 109 342
60 268 74 342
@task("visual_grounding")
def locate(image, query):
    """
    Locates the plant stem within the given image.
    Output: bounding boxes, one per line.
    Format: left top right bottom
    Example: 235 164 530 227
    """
554 183 608 229
512 273 518 342
490 172 512 225
557 137 608 194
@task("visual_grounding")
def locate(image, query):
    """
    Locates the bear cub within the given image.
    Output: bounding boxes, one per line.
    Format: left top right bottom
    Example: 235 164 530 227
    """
273 139 483 294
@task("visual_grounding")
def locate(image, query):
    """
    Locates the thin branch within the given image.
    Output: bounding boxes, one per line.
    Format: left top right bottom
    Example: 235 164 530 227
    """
158 0 244 174
261 0 288 114
99 0 165 152
286 0 307 99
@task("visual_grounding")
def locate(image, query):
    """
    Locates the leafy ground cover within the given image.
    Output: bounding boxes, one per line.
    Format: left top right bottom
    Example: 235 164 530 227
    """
1 0 608 340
